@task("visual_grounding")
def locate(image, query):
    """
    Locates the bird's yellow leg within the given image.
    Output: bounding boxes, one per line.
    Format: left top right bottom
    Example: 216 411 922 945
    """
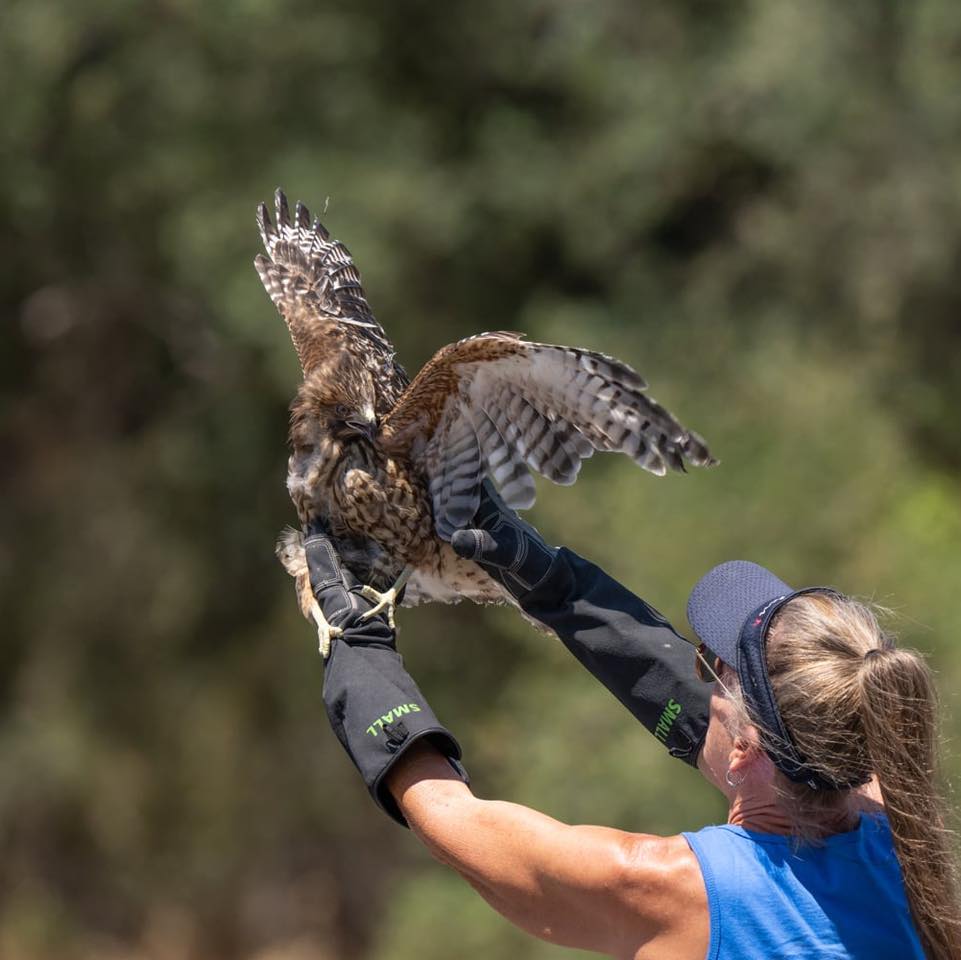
358 567 413 629
310 599 343 659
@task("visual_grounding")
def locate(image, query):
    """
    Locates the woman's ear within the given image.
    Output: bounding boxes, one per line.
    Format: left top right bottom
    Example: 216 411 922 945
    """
728 725 762 775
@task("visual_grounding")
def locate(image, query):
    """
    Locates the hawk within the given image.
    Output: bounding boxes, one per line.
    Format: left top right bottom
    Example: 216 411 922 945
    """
255 190 715 653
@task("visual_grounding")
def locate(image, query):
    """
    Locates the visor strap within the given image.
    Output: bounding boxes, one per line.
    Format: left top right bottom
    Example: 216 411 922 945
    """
737 591 870 792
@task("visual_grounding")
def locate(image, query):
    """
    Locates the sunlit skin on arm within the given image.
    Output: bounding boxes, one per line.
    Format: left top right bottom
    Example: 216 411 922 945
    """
386 740 709 960
386 676 884 959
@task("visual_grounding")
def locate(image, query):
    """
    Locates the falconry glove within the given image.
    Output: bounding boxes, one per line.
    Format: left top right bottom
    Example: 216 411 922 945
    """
305 524 468 826
452 483 710 766
450 481 558 598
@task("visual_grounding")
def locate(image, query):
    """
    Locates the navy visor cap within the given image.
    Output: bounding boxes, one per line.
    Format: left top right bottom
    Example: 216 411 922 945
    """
686 560 861 791
687 560 798 672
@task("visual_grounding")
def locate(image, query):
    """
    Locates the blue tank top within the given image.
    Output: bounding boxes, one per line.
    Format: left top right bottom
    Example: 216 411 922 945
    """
682 814 924 959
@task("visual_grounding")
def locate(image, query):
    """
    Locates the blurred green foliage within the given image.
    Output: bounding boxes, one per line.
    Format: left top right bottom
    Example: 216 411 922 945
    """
2 1 961 957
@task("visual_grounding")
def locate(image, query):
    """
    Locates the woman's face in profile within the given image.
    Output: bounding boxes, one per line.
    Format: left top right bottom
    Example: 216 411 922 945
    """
699 665 741 794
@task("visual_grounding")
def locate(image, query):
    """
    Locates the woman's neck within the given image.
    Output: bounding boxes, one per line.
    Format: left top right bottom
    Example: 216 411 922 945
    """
728 777 884 837
727 794 795 834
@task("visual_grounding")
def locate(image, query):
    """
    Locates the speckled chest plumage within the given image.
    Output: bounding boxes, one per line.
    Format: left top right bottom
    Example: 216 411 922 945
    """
256 189 715 629
286 405 436 591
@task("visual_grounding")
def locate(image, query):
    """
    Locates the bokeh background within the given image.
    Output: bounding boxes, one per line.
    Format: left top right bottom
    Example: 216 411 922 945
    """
3 1 961 957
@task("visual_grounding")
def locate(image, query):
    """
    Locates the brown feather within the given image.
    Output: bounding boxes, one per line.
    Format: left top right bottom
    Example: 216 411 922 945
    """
257 193 716 624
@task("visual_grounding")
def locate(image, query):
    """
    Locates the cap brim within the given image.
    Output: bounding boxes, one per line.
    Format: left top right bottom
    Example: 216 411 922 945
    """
686 561 795 670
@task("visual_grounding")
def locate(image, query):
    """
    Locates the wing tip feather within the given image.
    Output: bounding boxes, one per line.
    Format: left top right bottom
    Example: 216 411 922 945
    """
274 187 290 227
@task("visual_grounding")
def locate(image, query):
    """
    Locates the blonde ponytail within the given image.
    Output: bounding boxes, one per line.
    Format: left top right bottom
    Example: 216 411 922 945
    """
763 594 961 960
858 647 961 960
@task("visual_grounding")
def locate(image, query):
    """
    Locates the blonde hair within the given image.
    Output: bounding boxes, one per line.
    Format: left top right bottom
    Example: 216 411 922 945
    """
728 592 961 959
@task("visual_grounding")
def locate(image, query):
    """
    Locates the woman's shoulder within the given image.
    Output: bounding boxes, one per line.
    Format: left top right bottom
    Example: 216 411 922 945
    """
615 833 710 960
621 832 706 888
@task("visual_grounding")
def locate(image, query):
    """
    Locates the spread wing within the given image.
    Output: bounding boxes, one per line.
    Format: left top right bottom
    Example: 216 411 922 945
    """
379 332 716 539
254 189 408 408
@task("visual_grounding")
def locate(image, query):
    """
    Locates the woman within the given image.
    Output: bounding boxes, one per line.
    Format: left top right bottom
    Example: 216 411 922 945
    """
308 485 960 959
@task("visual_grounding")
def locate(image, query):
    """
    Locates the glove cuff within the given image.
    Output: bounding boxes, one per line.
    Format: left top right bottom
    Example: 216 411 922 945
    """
323 641 468 826
370 729 467 825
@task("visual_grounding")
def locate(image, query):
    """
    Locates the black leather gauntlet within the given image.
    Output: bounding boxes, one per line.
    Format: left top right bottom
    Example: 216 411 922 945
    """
306 528 467 826
451 482 710 766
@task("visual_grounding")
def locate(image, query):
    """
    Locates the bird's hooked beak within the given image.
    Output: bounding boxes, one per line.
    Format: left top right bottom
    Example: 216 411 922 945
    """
346 406 378 442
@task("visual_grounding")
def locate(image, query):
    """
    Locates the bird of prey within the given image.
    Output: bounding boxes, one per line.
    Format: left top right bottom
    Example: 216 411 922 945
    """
255 190 715 654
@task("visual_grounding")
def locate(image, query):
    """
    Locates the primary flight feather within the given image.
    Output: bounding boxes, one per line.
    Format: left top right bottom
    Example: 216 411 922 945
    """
255 190 716 652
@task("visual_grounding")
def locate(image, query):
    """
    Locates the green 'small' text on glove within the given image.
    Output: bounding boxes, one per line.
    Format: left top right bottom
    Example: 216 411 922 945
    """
306 527 467 827
451 481 711 766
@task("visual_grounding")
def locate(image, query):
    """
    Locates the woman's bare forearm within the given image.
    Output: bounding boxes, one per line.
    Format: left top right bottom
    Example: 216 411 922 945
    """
386 741 670 956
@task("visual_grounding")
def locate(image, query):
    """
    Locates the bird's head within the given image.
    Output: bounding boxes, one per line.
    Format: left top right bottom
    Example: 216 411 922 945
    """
330 397 377 442
302 355 379 444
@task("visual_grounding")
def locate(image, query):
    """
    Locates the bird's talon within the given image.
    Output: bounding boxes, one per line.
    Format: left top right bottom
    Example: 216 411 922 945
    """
317 623 343 658
358 585 399 627
310 600 343 658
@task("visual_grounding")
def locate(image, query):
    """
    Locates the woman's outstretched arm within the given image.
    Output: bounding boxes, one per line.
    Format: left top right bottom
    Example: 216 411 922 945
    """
386 740 708 960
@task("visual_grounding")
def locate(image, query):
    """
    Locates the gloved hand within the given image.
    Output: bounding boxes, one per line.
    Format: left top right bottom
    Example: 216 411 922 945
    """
451 482 711 767
450 481 557 600
306 523 467 825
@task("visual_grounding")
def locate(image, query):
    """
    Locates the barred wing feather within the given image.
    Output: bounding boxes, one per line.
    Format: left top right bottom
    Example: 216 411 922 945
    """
379 333 716 540
254 189 408 409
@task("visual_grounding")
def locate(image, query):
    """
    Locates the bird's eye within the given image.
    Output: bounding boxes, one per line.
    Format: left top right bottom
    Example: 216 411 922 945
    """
334 404 351 418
